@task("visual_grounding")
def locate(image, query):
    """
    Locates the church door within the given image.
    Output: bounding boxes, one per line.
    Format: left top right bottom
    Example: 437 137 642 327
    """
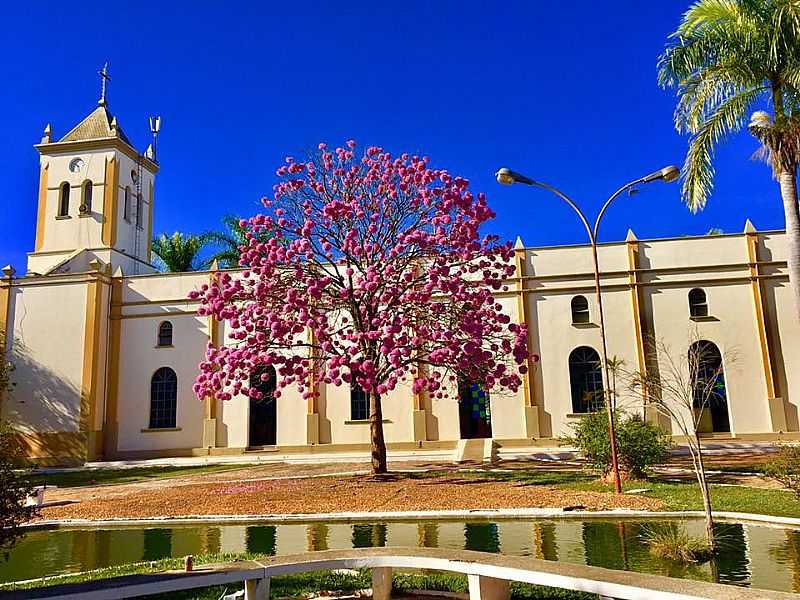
458 379 493 439
249 366 277 447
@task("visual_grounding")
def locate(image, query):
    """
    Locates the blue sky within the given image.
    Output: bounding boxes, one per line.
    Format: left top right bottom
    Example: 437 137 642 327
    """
0 1 786 272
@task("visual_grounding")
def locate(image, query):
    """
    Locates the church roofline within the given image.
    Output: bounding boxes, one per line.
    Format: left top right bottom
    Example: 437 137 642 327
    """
34 138 160 173
513 227 786 253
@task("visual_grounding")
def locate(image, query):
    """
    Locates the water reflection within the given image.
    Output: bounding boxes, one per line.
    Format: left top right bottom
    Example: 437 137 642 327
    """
245 525 276 555
3 519 800 594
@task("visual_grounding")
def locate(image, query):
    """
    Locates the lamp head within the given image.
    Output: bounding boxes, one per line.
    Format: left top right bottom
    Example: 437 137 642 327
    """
495 167 535 186
495 168 516 186
660 165 680 183
642 165 681 184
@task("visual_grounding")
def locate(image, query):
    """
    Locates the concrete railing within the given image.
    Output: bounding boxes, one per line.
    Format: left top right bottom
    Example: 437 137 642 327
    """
8 547 793 600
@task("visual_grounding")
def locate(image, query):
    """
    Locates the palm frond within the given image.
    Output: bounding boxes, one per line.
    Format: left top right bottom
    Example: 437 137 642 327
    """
675 64 759 132
150 231 212 272
771 0 800 64
206 214 252 269
782 61 800 92
677 0 747 37
681 86 764 211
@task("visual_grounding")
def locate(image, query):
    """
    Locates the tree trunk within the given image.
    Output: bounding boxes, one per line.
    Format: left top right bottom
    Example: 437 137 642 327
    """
693 434 716 554
779 169 800 321
369 391 388 474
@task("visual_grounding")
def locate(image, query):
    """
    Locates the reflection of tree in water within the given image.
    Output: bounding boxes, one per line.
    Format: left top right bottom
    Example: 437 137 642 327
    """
767 529 800 592
417 523 438 548
464 523 500 553
307 523 329 551
352 524 387 548
246 525 276 555
582 522 626 570
142 528 172 561
713 523 750 585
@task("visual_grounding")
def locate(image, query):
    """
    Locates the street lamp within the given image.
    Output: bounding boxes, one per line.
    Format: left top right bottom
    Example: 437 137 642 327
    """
496 164 680 494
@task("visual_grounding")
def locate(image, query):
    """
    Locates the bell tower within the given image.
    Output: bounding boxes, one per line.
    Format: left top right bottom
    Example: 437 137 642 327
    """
28 65 160 276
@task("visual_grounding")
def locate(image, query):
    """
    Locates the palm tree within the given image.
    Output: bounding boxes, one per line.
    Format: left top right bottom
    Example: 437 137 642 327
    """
659 0 800 319
151 232 211 272
207 215 248 268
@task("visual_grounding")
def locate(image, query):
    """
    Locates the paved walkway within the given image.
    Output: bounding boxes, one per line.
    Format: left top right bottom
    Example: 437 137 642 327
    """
67 440 782 472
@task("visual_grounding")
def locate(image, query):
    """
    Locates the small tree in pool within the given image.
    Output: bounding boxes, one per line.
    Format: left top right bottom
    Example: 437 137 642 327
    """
192 141 529 474
626 332 732 554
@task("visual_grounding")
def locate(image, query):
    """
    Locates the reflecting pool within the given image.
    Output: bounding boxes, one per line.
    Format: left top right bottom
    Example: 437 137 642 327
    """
3 518 800 593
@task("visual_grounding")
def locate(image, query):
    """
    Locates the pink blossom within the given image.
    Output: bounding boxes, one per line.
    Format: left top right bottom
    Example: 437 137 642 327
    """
192 140 531 467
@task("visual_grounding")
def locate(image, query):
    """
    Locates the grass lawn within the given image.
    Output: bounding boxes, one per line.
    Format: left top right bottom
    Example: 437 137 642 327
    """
0 553 592 599
469 470 800 518
26 464 259 488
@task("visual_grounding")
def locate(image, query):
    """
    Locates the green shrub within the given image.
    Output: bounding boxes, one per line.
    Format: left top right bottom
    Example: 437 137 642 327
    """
765 444 800 497
641 522 713 563
0 421 38 558
565 410 671 478
617 414 673 478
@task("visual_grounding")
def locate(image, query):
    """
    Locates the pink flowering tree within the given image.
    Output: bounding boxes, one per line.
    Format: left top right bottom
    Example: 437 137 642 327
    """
192 141 529 474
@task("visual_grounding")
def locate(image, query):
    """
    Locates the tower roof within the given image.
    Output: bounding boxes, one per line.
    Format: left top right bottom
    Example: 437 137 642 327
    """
58 105 134 147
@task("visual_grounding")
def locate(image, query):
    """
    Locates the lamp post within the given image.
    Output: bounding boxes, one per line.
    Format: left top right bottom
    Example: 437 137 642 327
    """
496 165 679 494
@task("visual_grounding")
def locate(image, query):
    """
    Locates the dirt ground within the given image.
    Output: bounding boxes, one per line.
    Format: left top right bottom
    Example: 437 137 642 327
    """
38 470 663 521
34 452 780 522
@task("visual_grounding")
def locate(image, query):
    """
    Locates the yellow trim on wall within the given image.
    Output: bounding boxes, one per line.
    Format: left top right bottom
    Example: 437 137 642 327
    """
0 272 12 413
11 431 88 466
746 231 777 400
203 266 221 428
307 326 317 415
79 269 104 460
103 275 123 459
626 238 648 389
514 247 535 408
101 156 119 247
147 180 154 262
34 164 48 252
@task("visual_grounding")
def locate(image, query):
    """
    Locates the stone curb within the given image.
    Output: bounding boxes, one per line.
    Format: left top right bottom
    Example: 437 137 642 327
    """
25 508 800 530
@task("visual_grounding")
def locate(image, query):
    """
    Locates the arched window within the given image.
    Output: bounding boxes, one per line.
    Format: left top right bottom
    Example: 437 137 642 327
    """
157 321 173 347
149 367 177 429
80 180 92 214
350 384 369 421
123 187 131 221
571 295 590 324
58 183 70 217
688 288 708 318
689 340 730 432
569 346 604 413
136 193 143 228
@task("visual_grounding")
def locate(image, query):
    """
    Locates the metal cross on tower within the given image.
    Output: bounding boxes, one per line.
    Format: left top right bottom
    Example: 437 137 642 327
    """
98 63 111 106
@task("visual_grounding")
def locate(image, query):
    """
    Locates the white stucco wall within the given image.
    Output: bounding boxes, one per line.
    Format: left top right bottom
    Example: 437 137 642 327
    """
6 229 800 462
3 280 87 433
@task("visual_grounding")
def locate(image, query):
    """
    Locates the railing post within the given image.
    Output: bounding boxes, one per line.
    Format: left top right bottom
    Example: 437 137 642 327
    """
245 576 270 600
372 566 393 600
467 574 510 600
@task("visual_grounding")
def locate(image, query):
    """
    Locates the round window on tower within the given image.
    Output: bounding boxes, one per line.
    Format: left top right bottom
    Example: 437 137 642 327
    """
69 158 85 173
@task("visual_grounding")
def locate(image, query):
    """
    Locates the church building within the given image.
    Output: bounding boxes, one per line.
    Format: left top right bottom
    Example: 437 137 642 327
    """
2 87 800 466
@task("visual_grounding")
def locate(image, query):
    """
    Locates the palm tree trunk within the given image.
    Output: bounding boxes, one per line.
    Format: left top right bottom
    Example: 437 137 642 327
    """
780 169 800 321
369 391 388 474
